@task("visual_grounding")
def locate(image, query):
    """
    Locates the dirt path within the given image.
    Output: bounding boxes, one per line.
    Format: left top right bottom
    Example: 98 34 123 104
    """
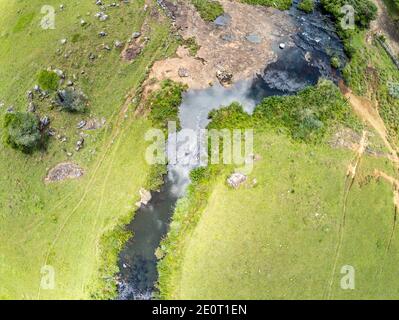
326 130 368 299
339 83 399 167
371 0 399 56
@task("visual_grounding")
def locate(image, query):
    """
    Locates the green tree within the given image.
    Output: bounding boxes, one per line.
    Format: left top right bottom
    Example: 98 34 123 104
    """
3 112 41 153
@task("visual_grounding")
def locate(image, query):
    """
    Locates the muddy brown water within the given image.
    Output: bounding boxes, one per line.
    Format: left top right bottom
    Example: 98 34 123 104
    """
117 0 345 300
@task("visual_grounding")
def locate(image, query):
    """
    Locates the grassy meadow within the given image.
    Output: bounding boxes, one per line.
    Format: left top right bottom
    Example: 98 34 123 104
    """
157 80 399 299
0 0 178 299
158 127 399 300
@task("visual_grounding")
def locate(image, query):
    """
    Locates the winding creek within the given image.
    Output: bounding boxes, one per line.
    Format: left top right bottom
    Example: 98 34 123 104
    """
117 1 346 300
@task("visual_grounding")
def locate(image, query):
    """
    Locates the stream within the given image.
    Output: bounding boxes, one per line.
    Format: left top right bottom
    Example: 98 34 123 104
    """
117 0 345 300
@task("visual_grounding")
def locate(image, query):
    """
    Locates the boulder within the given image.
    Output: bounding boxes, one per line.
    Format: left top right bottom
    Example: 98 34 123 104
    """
27 102 36 113
136 188 152 207
178 67 190 78
227 172 247 189
216 69 233 86
132 32 141 39
246 33 262 44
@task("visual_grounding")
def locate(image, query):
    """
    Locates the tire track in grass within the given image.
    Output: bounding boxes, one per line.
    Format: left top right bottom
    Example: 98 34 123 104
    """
374 170 399 280
37 34 173 298
36 92 135 299
325 131 367 299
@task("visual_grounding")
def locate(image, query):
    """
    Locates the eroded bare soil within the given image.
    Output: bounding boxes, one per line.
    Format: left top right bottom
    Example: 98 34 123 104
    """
147 0 296 90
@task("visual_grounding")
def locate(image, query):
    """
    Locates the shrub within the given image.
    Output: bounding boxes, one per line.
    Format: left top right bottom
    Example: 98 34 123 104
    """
148 80 188 129
3 112 41 153
191 0 224 22
388 82 399 99
330 56 341 69
252 80 361 143
37 70 59 91
241 0 293 10
320 0 377 30
180 37 201 56
55 88 88 112
298 0 315 13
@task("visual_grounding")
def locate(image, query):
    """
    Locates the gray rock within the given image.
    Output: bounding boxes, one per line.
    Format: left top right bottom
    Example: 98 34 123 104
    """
135 188 152 207
27 90 34 101
132 32 141 39
114 40 123 48
216 69 233 86
220 34 235 42
27 102 36 113
246 33 262 44
40 116 51 129
178 67 190 78
76 137 85 151
77 120 87 129
227 173 247 189
214 14 231 27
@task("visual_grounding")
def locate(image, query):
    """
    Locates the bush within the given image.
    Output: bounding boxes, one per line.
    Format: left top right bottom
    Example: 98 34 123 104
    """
3 112 41 153
388 82 399 99
320 0 377 30
191 0 224 22
298 0 315 13
148 80 188 129
180 37 201 56
330 56 341 69
37 70 59 91
55 88 88 112
241 0 293 10
252 80 361 143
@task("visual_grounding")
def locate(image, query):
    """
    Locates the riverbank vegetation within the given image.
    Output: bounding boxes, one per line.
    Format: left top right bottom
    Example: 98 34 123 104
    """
157 80 399 299
147 80 188 130
320 0 377 57
298 0 315 13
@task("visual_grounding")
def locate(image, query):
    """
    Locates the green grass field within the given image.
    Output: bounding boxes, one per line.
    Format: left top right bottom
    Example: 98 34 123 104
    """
0 0 178 299
158 128 399 299
157 78 399 299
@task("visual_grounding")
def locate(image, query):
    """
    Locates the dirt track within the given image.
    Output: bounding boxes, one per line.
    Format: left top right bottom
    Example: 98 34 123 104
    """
371 0 399 55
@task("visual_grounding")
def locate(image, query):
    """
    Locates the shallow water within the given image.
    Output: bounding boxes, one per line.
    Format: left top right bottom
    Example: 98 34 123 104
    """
117 1 346 300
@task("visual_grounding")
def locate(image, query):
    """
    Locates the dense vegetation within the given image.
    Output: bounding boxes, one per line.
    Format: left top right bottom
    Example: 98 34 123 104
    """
320 0 377 57
191 0 224 21
298 0 315 13
55 88 87 113
321 0 377 29
207 80 361 143
148 80 188 129
37 70 59 91
2 112 41 153
241 0 293 10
